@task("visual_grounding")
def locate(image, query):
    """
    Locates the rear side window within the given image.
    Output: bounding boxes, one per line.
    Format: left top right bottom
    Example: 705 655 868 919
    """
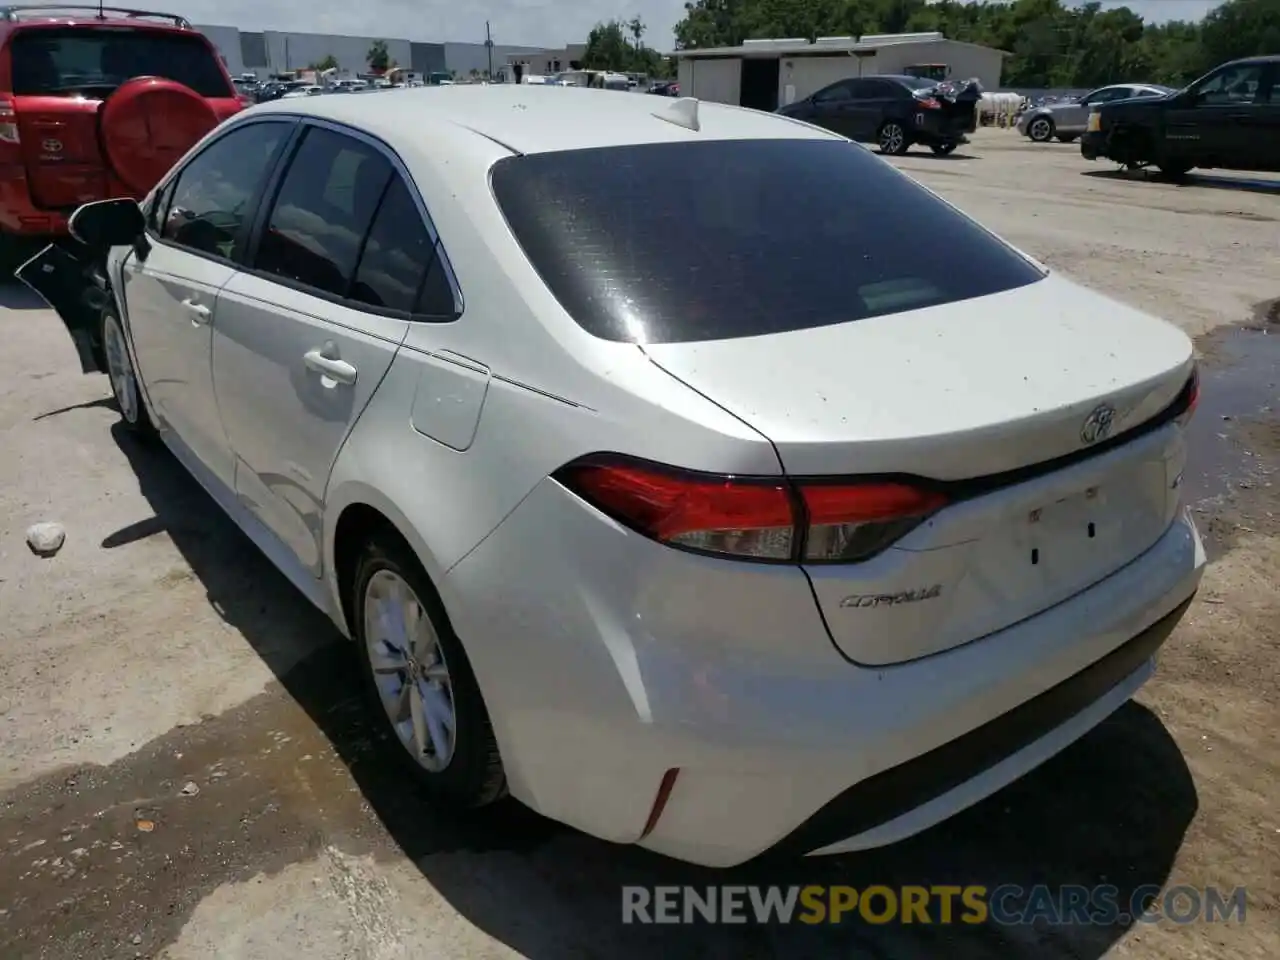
491 139 1045 344
349 175 452 315
255 127 392 297
9 28 233 98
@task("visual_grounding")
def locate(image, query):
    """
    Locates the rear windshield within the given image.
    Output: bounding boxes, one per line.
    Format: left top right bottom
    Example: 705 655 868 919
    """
491 138 1045 344
10 28 232 98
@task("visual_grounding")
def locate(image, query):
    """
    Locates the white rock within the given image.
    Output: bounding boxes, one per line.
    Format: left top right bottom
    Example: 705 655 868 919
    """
26 522 65 557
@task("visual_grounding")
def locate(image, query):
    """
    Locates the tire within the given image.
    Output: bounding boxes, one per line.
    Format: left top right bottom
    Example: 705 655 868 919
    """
878 121 909 156
101 307 155 438
351 534 506 808
1156 159 1193 178
1027 116 1054 142
930 142 957 156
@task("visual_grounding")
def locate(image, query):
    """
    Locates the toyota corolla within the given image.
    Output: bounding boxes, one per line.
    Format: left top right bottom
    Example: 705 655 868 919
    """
21 85 1204 868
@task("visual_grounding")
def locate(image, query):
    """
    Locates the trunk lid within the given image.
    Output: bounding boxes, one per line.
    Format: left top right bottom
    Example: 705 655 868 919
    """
922 78 980 135
644 273 1194 665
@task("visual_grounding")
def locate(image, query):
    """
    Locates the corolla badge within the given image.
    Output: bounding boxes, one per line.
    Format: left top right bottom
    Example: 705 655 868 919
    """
840 585 943 609
41 138 63 153
1080 402 1117 445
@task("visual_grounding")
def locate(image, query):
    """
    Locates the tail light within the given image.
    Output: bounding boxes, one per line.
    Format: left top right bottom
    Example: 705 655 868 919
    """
916 97 942 110
553 455 948 564
0 98 19 144
1174 366 1200 428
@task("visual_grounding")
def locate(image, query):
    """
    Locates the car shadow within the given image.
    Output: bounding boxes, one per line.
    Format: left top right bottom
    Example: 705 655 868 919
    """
104 422 1198 959
904 150 979 161
1081 168 1280 195
0 279 50 310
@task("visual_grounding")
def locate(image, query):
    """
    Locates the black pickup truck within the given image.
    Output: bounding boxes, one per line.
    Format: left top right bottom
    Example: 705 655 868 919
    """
1081 55 1280 176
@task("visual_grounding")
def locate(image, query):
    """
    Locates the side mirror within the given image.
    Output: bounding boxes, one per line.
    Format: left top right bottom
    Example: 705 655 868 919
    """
68 198 145 251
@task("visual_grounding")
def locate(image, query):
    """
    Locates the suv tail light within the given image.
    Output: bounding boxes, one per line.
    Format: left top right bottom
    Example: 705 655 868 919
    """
554 455 948 564
915 97 942 110
0 98 19 144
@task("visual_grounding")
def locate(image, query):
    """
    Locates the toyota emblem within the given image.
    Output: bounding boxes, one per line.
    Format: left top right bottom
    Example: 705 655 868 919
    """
41 138 63 153
1080 403 1117 445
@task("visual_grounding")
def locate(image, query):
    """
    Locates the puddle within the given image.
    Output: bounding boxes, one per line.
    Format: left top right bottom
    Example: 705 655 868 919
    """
1183 325 1279 557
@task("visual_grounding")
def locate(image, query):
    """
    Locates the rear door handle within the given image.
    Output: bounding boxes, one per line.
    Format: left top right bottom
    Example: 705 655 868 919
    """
181 298 211 325
304 347 357 385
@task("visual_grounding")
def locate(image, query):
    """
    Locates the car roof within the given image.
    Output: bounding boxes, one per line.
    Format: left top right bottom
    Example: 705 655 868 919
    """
0 5 193 31
248 84 841 156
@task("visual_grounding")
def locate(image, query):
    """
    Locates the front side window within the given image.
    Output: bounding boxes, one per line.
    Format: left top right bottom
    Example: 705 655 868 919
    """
160 121 290 259
1194 64 1268 105
9 28 233 98
491 139 1045 344
255 127 392 297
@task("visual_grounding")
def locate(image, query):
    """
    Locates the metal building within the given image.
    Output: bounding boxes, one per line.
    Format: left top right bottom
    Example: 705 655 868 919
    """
672 33 1007 111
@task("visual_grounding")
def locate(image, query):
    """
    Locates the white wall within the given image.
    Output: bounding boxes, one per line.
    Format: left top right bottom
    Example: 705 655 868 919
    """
262 32 413 74
195 24 247 76
872 41 1004 89
679 58 741 106
780 56 867 104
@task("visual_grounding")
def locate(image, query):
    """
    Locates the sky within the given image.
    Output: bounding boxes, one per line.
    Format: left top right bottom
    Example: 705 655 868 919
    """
169 0 1223 51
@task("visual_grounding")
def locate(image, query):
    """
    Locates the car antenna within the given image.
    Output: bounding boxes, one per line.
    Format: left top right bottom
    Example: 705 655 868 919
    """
97 0 104 18
653 96 700 133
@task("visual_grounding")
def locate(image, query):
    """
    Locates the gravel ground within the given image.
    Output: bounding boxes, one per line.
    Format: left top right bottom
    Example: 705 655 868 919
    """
0 126 1276 960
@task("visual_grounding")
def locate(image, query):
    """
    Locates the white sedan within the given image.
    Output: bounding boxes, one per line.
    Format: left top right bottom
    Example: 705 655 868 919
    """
22 85 1205 868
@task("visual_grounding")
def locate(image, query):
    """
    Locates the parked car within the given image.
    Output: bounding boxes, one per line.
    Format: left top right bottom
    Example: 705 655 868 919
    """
777 74 980 155
22 86 1204 869
1017 83 1175 143
0 4 244 270
1082 56 1280 176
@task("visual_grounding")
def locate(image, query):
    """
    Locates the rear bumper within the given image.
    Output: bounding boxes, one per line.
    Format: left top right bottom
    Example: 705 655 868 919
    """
913 112 974 144
443 478 1205 867
0 166 69 237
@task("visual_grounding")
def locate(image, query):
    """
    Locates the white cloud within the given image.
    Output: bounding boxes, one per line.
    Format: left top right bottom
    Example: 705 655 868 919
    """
167 0 1221 51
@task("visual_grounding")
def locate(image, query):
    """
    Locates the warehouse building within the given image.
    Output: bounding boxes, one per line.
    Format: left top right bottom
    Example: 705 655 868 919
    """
196 24 548 80
671 32 1006 111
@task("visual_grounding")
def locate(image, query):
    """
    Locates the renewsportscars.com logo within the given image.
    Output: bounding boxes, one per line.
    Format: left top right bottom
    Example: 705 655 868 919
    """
621 884 1248 926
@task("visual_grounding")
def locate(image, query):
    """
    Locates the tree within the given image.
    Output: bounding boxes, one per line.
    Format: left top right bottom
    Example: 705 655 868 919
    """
628 16 646 48
582 18 665 75
367 39 390 72
310 54 339 72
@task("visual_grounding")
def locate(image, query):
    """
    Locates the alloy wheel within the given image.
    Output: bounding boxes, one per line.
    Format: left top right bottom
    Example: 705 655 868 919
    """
879 123 906 155
363 568 457 772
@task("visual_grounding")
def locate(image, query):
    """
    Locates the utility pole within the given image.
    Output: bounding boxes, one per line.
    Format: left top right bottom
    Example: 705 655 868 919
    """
485 21 494 80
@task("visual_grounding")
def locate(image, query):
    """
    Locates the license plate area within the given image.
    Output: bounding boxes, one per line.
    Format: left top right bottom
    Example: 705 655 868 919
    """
1027 485 1104 568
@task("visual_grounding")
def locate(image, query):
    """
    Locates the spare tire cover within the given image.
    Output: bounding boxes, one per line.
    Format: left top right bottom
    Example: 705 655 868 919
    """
99 77 220 194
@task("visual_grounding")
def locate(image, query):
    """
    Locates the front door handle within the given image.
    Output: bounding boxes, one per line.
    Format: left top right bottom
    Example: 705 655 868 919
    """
181 298 211 325
304 346 357 385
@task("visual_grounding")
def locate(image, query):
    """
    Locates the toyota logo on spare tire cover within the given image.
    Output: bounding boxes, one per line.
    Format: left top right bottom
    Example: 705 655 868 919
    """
99 76 220 195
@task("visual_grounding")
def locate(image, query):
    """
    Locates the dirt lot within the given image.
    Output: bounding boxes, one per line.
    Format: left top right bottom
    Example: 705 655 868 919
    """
0 127 1276 960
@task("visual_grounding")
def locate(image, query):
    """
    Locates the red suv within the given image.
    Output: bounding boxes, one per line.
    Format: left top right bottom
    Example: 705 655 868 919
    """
0 5 243 268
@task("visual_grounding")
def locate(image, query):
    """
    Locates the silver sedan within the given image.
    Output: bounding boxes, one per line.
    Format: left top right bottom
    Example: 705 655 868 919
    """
1018 83 1175 142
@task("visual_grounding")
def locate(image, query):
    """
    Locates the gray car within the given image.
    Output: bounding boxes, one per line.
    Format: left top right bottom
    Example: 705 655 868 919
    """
1018 84 1175 142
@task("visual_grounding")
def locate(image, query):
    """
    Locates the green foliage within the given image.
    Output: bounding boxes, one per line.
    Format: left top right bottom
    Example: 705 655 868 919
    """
673 0 1279 88
582 18 673 76
310 54 339 73
367 39 391 72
